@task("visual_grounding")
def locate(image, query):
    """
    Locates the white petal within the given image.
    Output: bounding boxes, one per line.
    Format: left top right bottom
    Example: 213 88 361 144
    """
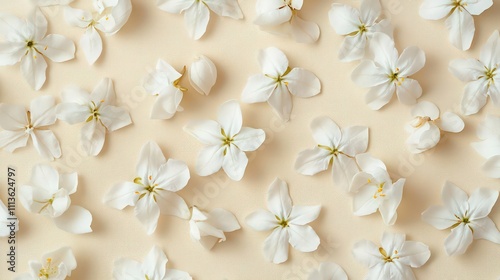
157 0 194 13
338 126 369 156
0 13 27 42
136 141 166 183
436 112 464 133
294 147 332 176
263 227 290 264
267 178 292 218
396 78 422 105
284 68 321 98
37 34 75 63
411 101 439 119
103 182 142 209
379 178 405 225
471 136 500 159
195 145 225 176
0 41 25 66
482 155 500 178
406 123 440 153
365 82 396 110
113 258 143 279
360 0 381 24
31 130 62 160
222 145 248 181
398 241 431 268
30 95 56 127
21 50 47 90
218 100 242 137
42 247 76 276
63 7 92 28
355 153 387 173
370 18 393 38
254 3 292 27
470 217 500 244
164 269 193 280
30 164 60 192
80 120 106 156
332 154 359 192
184 1 210 40
91 77 116 105
206 208 240 232
184 120 222 145
310 116 341 148
328 4 360 35
58 170 77 195
80 27 102 65
151 89 183 119
0 130 29 152
104 0 132 34
442 181 469 217
445 9 475 51
268 83 293 121
308 262 348 280
233 127 265 152
289 205 321 225
189 55 217 95
352 239 384 268
397 46 426 76
449 58 485 82
154 159 190 192
99 105 132 132
421 205 458 230
241 74 277 103
367 33 398 71
467 188 498 220
246 209 277 231
352 184 380 216
444 223 473 255
381 232 406 255
351 60 389 87
32 8 47 41
290 16 320 44
465 0 493 15
288 224 320 252
156 191 190 219
480 30 500 67
338 33 367 62
258 47 289 77
142 246 167 280
419 0 453 20
135 195 160 235
477 115 500 140
0 103 27 130
53 205 93 234
56 103 89 125
204 0 243 19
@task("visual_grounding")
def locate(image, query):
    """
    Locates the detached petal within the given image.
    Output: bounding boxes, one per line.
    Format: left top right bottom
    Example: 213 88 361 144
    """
444 223 473 255
397 46 426 76
156 191 190 219
263 227 289 264
53 205 93 234
436 112 464 133
294 147 332 176
267 178 292 218
21 50 47 90
31 129 62 160
328 4 360 35
38 34 75 62
445 9 475 51
204 0 243 19
184 1 210 40
461 79 489 115
241 74 277 103
471 136 500 159
134 195 160 235
233 127 265 152
222 145 248 181
246 209 277 231
288 224 320 252
477 115 500 140
218 100 242 136
80 27 102 65
290 16 320 44
419 0 453 20
103 182 141 209
284 68 321 98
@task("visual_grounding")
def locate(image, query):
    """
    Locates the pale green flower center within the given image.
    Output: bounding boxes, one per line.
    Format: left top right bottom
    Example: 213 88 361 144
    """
134 176 163 202
275 215 289 228
453 0 468 11
485 67 496 85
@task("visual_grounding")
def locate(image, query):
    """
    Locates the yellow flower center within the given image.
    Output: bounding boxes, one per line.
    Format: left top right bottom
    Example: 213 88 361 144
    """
38 258 58 279
379 247 399 263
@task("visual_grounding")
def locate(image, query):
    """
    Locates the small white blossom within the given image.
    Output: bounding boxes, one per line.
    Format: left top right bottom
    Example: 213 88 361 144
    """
189 206 240 250
406 101 464 153
352 33 425 110
15 247 77 280
422 181 500 255
246 178 321 264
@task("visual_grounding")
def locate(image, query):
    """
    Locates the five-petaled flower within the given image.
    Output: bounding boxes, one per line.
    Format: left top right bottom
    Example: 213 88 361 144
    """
254 0 320 43
449 30 500 115
19 164 93 234
0 8 75 90
14 247 77 280
104 141 191 235
471 114 500 178
295 116 368 191
63 0 132 65
56 78 132 156
184 100 266 181
189 206 241 250
419 0 493 50
246 178 321 264
242 47 321 121
328 0 393 62
352 33 426 110
406 101 464 153
156 0 243 40
422 181 500 255
113 245 192 280
0 95 62 160
350 153 405 225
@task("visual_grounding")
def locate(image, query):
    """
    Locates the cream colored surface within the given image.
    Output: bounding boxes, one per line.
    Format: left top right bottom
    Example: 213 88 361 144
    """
0 0 499 279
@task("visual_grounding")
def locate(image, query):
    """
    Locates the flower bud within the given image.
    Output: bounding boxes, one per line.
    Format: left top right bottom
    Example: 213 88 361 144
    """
189 55 217 95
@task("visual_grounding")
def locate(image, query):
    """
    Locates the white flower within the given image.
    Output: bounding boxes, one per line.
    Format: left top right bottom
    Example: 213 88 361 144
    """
189 206 240 250
246 178 321 264
242 47 321 121
0 95 61 160
449 30 500 115
19 164 93 234
56 78 132 156
113 245 192 280
156 0 243 40
32 0 74 6
419 0 493 50
104 141 191 235
328 0 393 62
64 0 132 64
254 0 320 43
184 100 265 181
422 181 500 256
0 9 75 90
14 247 77 280
471 115 500 178
189 55 217 95
350 153 405 226
0 199 18 237
308 262 348 280
406 101 464 153
353 232 430 280
295 116 368 191
352 33 425 110
143 59 186 119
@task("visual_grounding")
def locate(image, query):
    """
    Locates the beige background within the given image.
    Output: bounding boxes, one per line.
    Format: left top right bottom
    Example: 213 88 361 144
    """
0 0 500 279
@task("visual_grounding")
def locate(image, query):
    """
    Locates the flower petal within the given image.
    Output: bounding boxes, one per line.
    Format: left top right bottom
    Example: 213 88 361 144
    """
189 55 217 95
30 95 56 127
0 13 26 42
53 205 93 234
32 8 47 41
465 0 493 15
241 74 277 103
164 268 193 280
308 262 348 280
289 205 321 226
461 79 489 115
157 0 195 13
288 224 320 252
482 155 500 178
112 258 143 279
351 60 389 87
397 46 425 76
184 1 210 40
442 181 469 217
151 89 183 119
218 100 242 137
470 217 500 244
365 82 395 110
21 50 47 90
471 136 500 159
31 129 62 160
0 130 29 152
30 164 59 193
284 68 321 98
99 105 132 132
338 33 367 62
411 101 439 119
339 126 369 156
480 30 500 67
445 9 475 51
444 223 473 255
80 120 106 156
37 34 75 63
436 112 464 133
258 47 289 77
290 16 320 44
367 33 398 71
310 116 341 148
419 0 453 20
195 145 225 176
204 0 243 19
42 247 76 276
396 78 422 105
184 120 222 145
63 7 92 28
263 227 289 264
206 208 240 232
267 83 293 121
267 178 292 218
222 145 248 181
79 27 102 65
398 241 431 268
0 41 25 66
294 147 332 176
103 182 141 209
246 209 277 231
477 115 500 140
379 178 405 225
0 103 27 130
421 205 457 230
352 239 384 268
142 245 167 280
328 4 360 35
254 2 292 27
233 127 265 152
352 184 380 216
360 0 381 24
155 159 190 192
332 154 359 192
136 141 167 183
448 58 485 82
55 103 89 125
467 188 498 220
134 194 160 235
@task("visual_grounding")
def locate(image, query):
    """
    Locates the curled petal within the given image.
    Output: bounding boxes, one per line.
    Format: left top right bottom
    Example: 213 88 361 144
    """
189 55 217 95
435 112 464 133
